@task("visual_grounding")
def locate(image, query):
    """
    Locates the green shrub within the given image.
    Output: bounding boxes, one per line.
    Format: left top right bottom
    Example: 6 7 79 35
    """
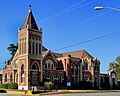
44 82 54 90
0 83 18 89
3 83 9 89
8 83 18 89
0 84 4 89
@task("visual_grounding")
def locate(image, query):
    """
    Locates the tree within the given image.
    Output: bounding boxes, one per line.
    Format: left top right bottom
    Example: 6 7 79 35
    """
7 44 18 60
109 56 120 80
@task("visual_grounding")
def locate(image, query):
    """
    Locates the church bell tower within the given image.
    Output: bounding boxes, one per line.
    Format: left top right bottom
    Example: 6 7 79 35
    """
18 6 42 90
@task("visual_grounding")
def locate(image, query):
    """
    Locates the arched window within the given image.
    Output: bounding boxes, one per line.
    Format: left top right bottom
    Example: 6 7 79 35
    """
71 63 74 75
10 73 13 82
50 74 54 82
39 43 41 54
32 63 38 74
48 63 50 69
24 37 26 54
36 42 38 54
22 38 24 54
5 74 7 83
95 77 98 83
76 65 79 75
21 65 24 83
19 39 21 55
16 73 18 83
59 75 62 83
45 63 47 69
84 63 88 71
29 41 31 54
45 59 55 70
112 73 116 78
32 42 34 54
51 64 54 70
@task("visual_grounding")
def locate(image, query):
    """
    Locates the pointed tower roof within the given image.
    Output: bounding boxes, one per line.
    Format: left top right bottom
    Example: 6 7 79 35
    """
22 6 38 30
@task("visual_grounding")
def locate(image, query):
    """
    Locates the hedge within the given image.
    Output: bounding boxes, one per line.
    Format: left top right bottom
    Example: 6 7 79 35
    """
0 83 18 89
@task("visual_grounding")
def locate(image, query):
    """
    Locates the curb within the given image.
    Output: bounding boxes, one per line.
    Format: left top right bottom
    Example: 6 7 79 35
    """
1 90 120 95
39 90 120 95
6 90 32 95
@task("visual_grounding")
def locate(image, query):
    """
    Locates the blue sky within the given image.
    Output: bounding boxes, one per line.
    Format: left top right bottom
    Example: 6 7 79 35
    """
0 0 120 73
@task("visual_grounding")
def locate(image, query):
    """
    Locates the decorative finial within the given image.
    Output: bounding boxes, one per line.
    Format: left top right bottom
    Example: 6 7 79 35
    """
29 5 32 12
40 27 42 32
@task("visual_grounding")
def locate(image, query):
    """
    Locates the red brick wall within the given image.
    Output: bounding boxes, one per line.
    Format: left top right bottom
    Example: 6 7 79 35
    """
2 69 15 83
19 59 27 86
66 57 72 82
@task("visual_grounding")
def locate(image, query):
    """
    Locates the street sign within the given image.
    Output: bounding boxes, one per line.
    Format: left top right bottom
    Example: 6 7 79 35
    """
67 82 71 87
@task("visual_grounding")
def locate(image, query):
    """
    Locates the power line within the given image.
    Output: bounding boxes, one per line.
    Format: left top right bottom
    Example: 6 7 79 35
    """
0 0 85 39
20 0 86 28
0 1 120 63
53 30 120 51
1 30 120 65
0 0 97 40
25 0 97 26
0 9 119 61
45 8 115 39
52 0 85 14
0 7 116 41
41 0 97 22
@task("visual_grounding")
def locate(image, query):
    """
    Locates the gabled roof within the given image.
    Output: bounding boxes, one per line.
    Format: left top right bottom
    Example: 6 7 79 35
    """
22 10 38 30
42 50 58 64
42 46 48 51
52 52 63 58
52 50 94 59
63 50 94 59
42 46 49 56
60 50 94 59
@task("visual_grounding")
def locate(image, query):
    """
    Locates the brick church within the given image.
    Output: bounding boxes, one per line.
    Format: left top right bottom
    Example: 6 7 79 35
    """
2 8 100 90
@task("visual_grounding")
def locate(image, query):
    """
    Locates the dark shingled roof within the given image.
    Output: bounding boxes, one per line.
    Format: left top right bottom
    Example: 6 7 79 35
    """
52 50 94 59
42 46 48 56
62 50 94 59
42 46 48 51
52 52 63 58
22 10 38 30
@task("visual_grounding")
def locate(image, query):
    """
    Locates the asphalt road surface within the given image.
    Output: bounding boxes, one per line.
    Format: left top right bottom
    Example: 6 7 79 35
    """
0 93 28 96
0 92 120 96
45 92 120 96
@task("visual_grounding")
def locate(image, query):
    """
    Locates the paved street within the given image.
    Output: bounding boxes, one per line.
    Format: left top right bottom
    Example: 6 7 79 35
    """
0 92 120 96
45 92 120 96
0 93 28 96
